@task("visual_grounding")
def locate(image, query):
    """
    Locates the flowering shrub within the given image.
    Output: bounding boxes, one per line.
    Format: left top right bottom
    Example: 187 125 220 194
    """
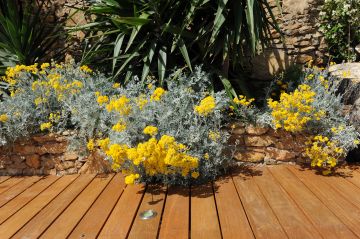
0 62 116 148
319 0 360 61
91 68 230 185
267 66 360 172
0 64 231 184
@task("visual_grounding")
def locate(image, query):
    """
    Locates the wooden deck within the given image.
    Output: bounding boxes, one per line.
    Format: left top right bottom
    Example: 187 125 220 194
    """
1 165 360 238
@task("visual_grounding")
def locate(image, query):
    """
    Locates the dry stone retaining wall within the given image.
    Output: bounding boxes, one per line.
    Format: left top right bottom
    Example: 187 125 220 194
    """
229 123 312 164
0 133 111 176
250 0 327 80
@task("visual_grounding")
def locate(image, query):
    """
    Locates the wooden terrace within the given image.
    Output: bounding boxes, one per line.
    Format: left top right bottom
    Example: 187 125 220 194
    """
1 165 360 238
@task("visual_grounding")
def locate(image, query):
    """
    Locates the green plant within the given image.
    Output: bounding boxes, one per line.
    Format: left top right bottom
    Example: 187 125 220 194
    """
0 0 68 74
74 0 280 93
0 63 231 185
266 66 360 172
0 62 117 147
91 67 231 185
319 0 360 62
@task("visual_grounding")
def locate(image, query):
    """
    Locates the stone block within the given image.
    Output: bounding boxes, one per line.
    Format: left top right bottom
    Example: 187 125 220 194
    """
244 135 277 147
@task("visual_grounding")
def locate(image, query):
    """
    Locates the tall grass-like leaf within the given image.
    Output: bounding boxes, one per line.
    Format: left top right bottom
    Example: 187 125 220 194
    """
113 33 125 73
141 41 156 81
158 46 167 85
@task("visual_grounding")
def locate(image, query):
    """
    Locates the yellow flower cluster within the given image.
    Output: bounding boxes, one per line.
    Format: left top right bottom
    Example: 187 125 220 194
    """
143 126 158 137
40 122 52 131
106 96 131 116
268 84 324 132
208 130 220 141
125 174 140 184
3 64 39 86
150 87 166 101
101 133 199 184
87 139 95 151
31 72 84 101
233 95 254 107
49 112 60 122
0 114 8 122
80 65 93 73
194 96 216 116
97 95 109 105
112 121 127 132
136 94 148 110
306 135 344 170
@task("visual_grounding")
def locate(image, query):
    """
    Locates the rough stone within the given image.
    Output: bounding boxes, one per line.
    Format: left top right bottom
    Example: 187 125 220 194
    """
13 144 39 155
57 161 75 170
234 151 266 163
25 154 41 169
32 134 57 143
265 147 297 161
39 142 67 155
244 135 277 147
245 125 269 135
62 152 78 161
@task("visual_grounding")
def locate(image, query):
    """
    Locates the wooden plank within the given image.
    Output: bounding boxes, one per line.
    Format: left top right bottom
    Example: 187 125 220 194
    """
232 169 287 239
127 185 167 239
12 174 95 238
191 183 222 239
254 168 321 239
158 186 189 239
321 171 360 210
269 166 357 239
0 176 42 208
40 174 114 239
98 183 145 238
345 170 360 189
0 174 78 238
214 177 254 239
0 176 11 184
0 176 59 225
68 174 126 239
289 166 360 238
0 177 24 194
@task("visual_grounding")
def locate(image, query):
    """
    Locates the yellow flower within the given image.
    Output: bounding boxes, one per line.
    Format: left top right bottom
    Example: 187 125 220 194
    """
150 87 166 101
106 96 131 115
354 140 360 145
112 121 127 132
147 83 153 89
40 122 52 131
97 138 110 151
194 96 216 116
40 63 50 70
0 114 8 122
136 94 148 110
112 83 120 88
125 174 140 184
233 95 254 107
191 171 200 179
87 139 95 151
80 65 93 73
97 95 109 105
268 84 318 132
208 131 220 141
143 126 158 136
204 153 210 160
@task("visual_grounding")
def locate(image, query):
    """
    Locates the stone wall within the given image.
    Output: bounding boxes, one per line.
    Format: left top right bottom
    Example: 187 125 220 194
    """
250 0 327 80
229 123 312 164
0 133 111 176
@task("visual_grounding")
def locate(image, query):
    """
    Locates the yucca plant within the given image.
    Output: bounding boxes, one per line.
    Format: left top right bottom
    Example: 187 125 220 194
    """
0 0 68 74
76 0 280 93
